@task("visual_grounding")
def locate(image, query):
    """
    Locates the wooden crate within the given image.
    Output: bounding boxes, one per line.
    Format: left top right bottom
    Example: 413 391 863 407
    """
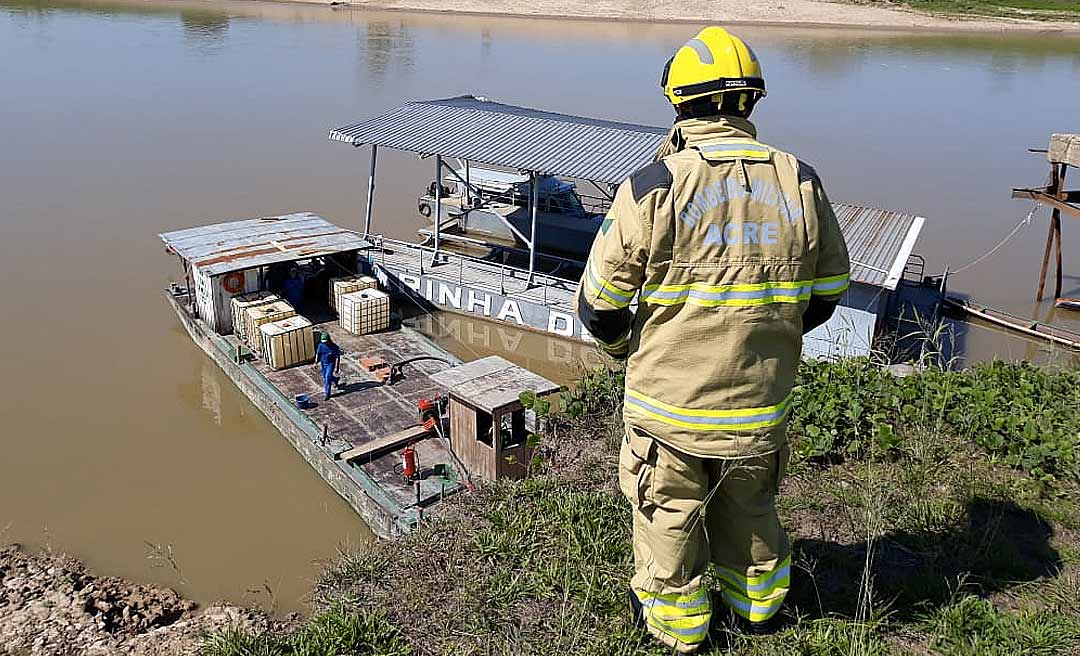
339 289 390 335
260 316 316 370
242 300 296 353
329 275 378 311
230 291 280 342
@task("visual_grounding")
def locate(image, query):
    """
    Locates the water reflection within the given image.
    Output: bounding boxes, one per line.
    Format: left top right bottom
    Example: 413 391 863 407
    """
359 20 415 86
200 362 223 426
480 27 492 60
407 312 603 385
180 7 228 49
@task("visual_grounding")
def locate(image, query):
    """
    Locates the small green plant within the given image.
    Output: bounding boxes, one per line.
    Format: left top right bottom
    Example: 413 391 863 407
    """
789 359 1078 484
200 606 410 656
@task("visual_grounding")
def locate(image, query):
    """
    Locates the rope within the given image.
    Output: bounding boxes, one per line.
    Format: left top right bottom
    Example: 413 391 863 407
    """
950 203 1041 275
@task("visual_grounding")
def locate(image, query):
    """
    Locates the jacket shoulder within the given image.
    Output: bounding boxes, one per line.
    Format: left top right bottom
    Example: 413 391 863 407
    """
796 158 821 185
629 160 674 203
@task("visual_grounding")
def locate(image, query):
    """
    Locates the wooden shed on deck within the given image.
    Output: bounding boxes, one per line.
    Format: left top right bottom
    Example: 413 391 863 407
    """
429 355 559 482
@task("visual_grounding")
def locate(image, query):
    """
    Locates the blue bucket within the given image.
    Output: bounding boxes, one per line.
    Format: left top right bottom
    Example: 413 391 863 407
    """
295 394 311 409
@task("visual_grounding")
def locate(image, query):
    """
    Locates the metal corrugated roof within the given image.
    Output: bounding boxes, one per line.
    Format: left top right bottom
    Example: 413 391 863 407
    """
329 95 668 186
834 204 925 290
330 97 924 289
159 212 371 276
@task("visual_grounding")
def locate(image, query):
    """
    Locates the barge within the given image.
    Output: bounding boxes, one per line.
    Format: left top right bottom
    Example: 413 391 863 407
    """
330 95 932 359
161 212 558 538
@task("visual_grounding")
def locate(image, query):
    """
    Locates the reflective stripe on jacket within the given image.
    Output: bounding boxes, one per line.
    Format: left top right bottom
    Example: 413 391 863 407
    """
576 116 850 458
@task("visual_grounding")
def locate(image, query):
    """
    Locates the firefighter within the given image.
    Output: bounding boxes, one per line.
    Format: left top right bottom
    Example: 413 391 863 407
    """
576 26 850 652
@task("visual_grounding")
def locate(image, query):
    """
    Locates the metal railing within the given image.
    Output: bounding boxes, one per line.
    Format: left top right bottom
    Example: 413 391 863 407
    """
365 235 579 306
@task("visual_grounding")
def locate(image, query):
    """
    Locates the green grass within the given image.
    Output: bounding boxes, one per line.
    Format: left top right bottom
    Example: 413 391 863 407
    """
204 361 1080 656
200 605 410 656
926 596 1080 655
867 0 1080 20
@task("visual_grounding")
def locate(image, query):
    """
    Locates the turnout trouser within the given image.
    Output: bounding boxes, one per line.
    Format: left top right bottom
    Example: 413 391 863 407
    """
619 426 791 653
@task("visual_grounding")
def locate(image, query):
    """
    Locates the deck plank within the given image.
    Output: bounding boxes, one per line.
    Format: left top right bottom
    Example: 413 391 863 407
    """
254 320 455 449
338 424 430 463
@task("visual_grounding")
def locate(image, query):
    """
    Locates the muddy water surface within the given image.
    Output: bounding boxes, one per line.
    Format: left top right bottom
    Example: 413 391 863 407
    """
1 0 1078 610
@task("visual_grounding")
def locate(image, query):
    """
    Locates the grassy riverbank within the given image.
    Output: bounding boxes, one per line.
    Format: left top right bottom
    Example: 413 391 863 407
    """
879 0 1080 20
325 0 1080 30
205 359 1080 656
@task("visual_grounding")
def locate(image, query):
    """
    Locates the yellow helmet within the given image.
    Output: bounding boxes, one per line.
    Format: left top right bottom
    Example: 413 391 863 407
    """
661 26 766 106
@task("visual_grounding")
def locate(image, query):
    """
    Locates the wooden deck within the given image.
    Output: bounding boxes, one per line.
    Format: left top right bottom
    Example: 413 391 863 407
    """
247 320 466 510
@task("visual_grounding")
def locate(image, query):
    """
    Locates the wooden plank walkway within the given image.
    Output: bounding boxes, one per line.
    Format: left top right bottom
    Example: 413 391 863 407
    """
339 425 430 463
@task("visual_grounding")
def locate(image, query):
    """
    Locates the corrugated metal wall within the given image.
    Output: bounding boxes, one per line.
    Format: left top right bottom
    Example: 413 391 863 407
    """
193 265 260 334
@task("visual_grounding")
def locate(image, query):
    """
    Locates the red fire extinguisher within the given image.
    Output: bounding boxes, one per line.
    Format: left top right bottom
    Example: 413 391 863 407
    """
401 444 418 483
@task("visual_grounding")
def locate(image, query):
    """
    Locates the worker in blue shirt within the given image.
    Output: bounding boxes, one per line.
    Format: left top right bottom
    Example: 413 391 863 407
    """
284 267 305 310
315 332 341 400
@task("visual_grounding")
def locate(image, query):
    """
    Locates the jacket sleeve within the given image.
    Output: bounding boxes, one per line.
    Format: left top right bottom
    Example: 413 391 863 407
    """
800 165 851 333
576 179 651 359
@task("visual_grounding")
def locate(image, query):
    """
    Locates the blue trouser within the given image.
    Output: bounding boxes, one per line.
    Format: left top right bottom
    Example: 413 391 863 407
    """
321 362 338 399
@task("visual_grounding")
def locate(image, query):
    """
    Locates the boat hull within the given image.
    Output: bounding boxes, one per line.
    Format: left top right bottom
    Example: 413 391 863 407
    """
423 199 601 259
166 289 422 539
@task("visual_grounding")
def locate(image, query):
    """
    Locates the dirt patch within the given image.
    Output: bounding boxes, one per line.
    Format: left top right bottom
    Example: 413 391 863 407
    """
0 545 284 656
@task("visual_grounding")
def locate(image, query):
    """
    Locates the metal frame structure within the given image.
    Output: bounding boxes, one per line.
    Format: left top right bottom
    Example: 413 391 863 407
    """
334 96 926 294
362 145 569 282
1012 134 1080 301
332 95 668 284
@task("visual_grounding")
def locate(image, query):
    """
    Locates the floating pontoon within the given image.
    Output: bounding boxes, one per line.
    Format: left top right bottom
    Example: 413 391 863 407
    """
160 212 559 537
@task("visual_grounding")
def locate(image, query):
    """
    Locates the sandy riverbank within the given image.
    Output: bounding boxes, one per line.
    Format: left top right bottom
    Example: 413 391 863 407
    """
313 0 1080 33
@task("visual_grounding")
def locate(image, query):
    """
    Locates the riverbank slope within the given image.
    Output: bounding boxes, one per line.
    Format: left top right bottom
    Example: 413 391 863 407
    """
6 360 1077 655
0 544 290 655
316 0 1080 32
213 359 1080 655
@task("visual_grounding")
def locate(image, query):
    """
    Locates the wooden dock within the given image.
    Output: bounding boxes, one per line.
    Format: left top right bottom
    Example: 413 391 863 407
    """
943 296 1080 351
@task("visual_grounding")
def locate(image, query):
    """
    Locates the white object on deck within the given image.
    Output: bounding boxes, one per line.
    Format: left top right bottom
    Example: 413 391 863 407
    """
339 289 390 335
260 316 316 370
243 301 296 353
329 274 378 311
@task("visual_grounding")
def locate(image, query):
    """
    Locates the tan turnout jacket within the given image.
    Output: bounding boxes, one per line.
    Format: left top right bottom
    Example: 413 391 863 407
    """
577 116 850 458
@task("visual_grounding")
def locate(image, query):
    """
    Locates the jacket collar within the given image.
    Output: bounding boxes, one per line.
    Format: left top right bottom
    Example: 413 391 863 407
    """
655 116 759 159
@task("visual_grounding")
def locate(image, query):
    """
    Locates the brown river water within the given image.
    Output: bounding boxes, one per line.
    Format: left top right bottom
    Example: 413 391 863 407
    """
1 0 1078 611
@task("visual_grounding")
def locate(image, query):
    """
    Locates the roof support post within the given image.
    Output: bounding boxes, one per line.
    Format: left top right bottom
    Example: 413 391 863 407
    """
464 160 471 208
528 172 539 284
432 155 443 267
364 145 378 235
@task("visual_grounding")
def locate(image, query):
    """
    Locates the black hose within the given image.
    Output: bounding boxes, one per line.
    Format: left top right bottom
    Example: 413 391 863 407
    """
391 355 454 378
